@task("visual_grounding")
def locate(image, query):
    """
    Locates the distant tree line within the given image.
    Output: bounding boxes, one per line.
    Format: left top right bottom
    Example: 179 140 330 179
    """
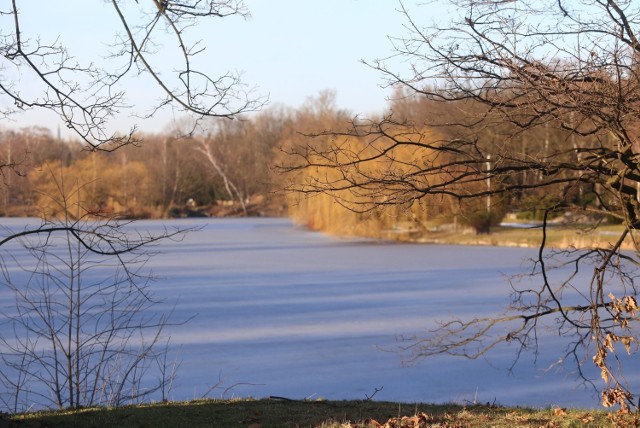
0 109 291 219
1 89 604 235
283 91 602 237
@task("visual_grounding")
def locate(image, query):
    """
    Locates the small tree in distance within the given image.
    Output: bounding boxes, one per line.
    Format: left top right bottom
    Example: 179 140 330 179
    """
285 0 640 412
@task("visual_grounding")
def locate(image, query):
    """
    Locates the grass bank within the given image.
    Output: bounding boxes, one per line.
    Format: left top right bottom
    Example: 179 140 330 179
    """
6 398 635 427
398 223 635 250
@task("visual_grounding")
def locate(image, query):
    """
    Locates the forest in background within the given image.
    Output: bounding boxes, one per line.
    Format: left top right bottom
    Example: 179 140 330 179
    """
283 91 605 238
0 89 604 238
0 107 291 220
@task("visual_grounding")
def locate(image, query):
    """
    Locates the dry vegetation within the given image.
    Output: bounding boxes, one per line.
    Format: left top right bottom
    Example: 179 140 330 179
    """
7 399 636 428
406 223 638 251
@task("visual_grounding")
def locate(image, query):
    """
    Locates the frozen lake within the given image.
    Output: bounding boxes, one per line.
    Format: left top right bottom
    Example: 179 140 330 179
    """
146 218 611 408
0 217 630 408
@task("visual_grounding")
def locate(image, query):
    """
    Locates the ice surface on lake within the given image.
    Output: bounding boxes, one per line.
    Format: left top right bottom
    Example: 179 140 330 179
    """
138 218 617 408
0 217 631 408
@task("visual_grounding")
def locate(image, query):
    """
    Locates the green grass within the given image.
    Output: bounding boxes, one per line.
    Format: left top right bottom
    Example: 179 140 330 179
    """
5 398 635 427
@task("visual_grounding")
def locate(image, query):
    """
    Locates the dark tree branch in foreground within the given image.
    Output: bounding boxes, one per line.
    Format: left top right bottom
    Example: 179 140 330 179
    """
0 0 264 150
283 0 640 412
0 1 255 413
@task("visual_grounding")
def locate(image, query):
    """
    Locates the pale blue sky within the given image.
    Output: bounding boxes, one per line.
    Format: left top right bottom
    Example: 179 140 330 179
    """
231 1 413 113
6 1 434 134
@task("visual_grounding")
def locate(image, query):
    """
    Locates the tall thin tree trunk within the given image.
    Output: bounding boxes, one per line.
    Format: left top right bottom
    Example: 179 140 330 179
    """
198 140 247 215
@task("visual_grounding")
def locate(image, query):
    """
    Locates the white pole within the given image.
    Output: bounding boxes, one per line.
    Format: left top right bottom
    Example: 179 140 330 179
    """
486 154 491 213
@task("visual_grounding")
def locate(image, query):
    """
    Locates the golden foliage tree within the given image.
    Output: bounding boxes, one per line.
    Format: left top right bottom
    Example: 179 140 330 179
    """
286 122 453 237
31 155 151 219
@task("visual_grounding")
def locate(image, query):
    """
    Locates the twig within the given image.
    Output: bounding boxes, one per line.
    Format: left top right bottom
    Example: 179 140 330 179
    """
365 386 384 401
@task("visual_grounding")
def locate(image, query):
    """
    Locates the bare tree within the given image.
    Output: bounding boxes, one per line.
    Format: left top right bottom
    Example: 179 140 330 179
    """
1 0 263 150
0 1 259 412
197 135 248 214
0 174 183 412
284 0 640 412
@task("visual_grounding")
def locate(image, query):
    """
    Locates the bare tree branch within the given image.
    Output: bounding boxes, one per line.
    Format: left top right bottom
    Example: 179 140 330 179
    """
283 0 640 412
